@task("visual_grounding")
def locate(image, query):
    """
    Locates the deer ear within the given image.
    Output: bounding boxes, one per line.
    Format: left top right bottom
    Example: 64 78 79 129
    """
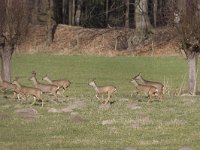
32 71 36 76
92 78 96 81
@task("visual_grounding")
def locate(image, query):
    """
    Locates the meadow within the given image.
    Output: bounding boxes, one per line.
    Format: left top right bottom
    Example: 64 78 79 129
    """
0 54 200 150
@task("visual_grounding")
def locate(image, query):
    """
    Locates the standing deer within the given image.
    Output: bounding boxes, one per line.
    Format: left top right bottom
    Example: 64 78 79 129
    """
29 72 60 101
131 78 158 103
42 74 71 96
133 73 164 99
88 80 116 104
12 78 44 107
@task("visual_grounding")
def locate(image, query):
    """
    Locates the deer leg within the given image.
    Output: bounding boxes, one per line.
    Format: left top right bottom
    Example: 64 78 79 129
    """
62 87 66 97
147 91 153 103
159 92 163 101
95 94 100 100
17 93 23 104
54 94 58 102
12 92 17 99
105 93 111 104
31 96 36 106
17 94 21 101
41 98 44 107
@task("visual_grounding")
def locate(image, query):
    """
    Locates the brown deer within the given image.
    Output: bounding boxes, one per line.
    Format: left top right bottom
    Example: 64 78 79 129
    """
12 78 44 107
42 74 71 96
0 76 17 98
29 72 60 101
131 78 158 103
133 73 164 99
88 80 116 104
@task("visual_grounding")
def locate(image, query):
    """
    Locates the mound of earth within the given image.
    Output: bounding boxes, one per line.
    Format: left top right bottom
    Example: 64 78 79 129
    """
16 24 181 56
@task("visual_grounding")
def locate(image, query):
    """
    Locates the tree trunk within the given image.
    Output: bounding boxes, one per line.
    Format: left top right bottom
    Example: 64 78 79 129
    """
46 0 56 46
128 0 151 49
125 0 129 28
62 0 67 24
187 53 198 95
71 0 75 25
135 0 151 32
68 0 72 25
75 0 82 26
0 46 13 82
177 0 187 16
153 0 158 27
105 0 109 25
32 0 39 24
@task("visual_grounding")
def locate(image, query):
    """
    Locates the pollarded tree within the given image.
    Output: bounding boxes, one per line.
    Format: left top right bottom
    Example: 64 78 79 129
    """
174 0 200 95
0 0 31 81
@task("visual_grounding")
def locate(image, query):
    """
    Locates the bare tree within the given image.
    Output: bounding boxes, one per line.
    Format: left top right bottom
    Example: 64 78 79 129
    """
174 0 200 95
0 0 30 81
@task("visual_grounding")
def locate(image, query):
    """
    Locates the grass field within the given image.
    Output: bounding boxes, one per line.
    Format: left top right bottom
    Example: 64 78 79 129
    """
0 54 200 150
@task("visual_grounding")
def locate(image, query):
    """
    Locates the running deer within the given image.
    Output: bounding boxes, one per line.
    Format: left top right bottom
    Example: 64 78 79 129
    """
12 78 44 107
29 72 60 101
42 74 71 96
0 76 17 98
88 80 117 104
133 73 164 99
131 78 158 103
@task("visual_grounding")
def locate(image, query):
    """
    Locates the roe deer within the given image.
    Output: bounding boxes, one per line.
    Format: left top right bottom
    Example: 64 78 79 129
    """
12 79 44 107
131 78 158 103
133 73 164 99
88 80 116 104
0 76 17 98
29 72 60 101
42 74 71 96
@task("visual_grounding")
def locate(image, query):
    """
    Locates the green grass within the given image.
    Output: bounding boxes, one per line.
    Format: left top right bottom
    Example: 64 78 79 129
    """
1 54 200 150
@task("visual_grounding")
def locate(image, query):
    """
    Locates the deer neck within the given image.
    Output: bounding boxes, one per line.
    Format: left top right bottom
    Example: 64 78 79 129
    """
14 82 21 90
132 80 138 87
32 77 38 86
92 84 99 92
139 76 146 84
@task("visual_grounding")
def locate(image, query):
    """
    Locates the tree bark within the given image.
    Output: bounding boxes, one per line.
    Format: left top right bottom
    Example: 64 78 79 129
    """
68 0 72 25
105 0 109 25
0 45 13 82
187 53 198 95
125 0 129 28
71 0 75 25
46 0 56 46
177 0 187 16
153 0 158 27
128 0 152 49
32 0 39 24
75 0 82 26
135 0 151 32
62 0 67 24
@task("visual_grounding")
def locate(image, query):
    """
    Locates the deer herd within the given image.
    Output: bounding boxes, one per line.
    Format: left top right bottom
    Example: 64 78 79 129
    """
0 71 164 107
